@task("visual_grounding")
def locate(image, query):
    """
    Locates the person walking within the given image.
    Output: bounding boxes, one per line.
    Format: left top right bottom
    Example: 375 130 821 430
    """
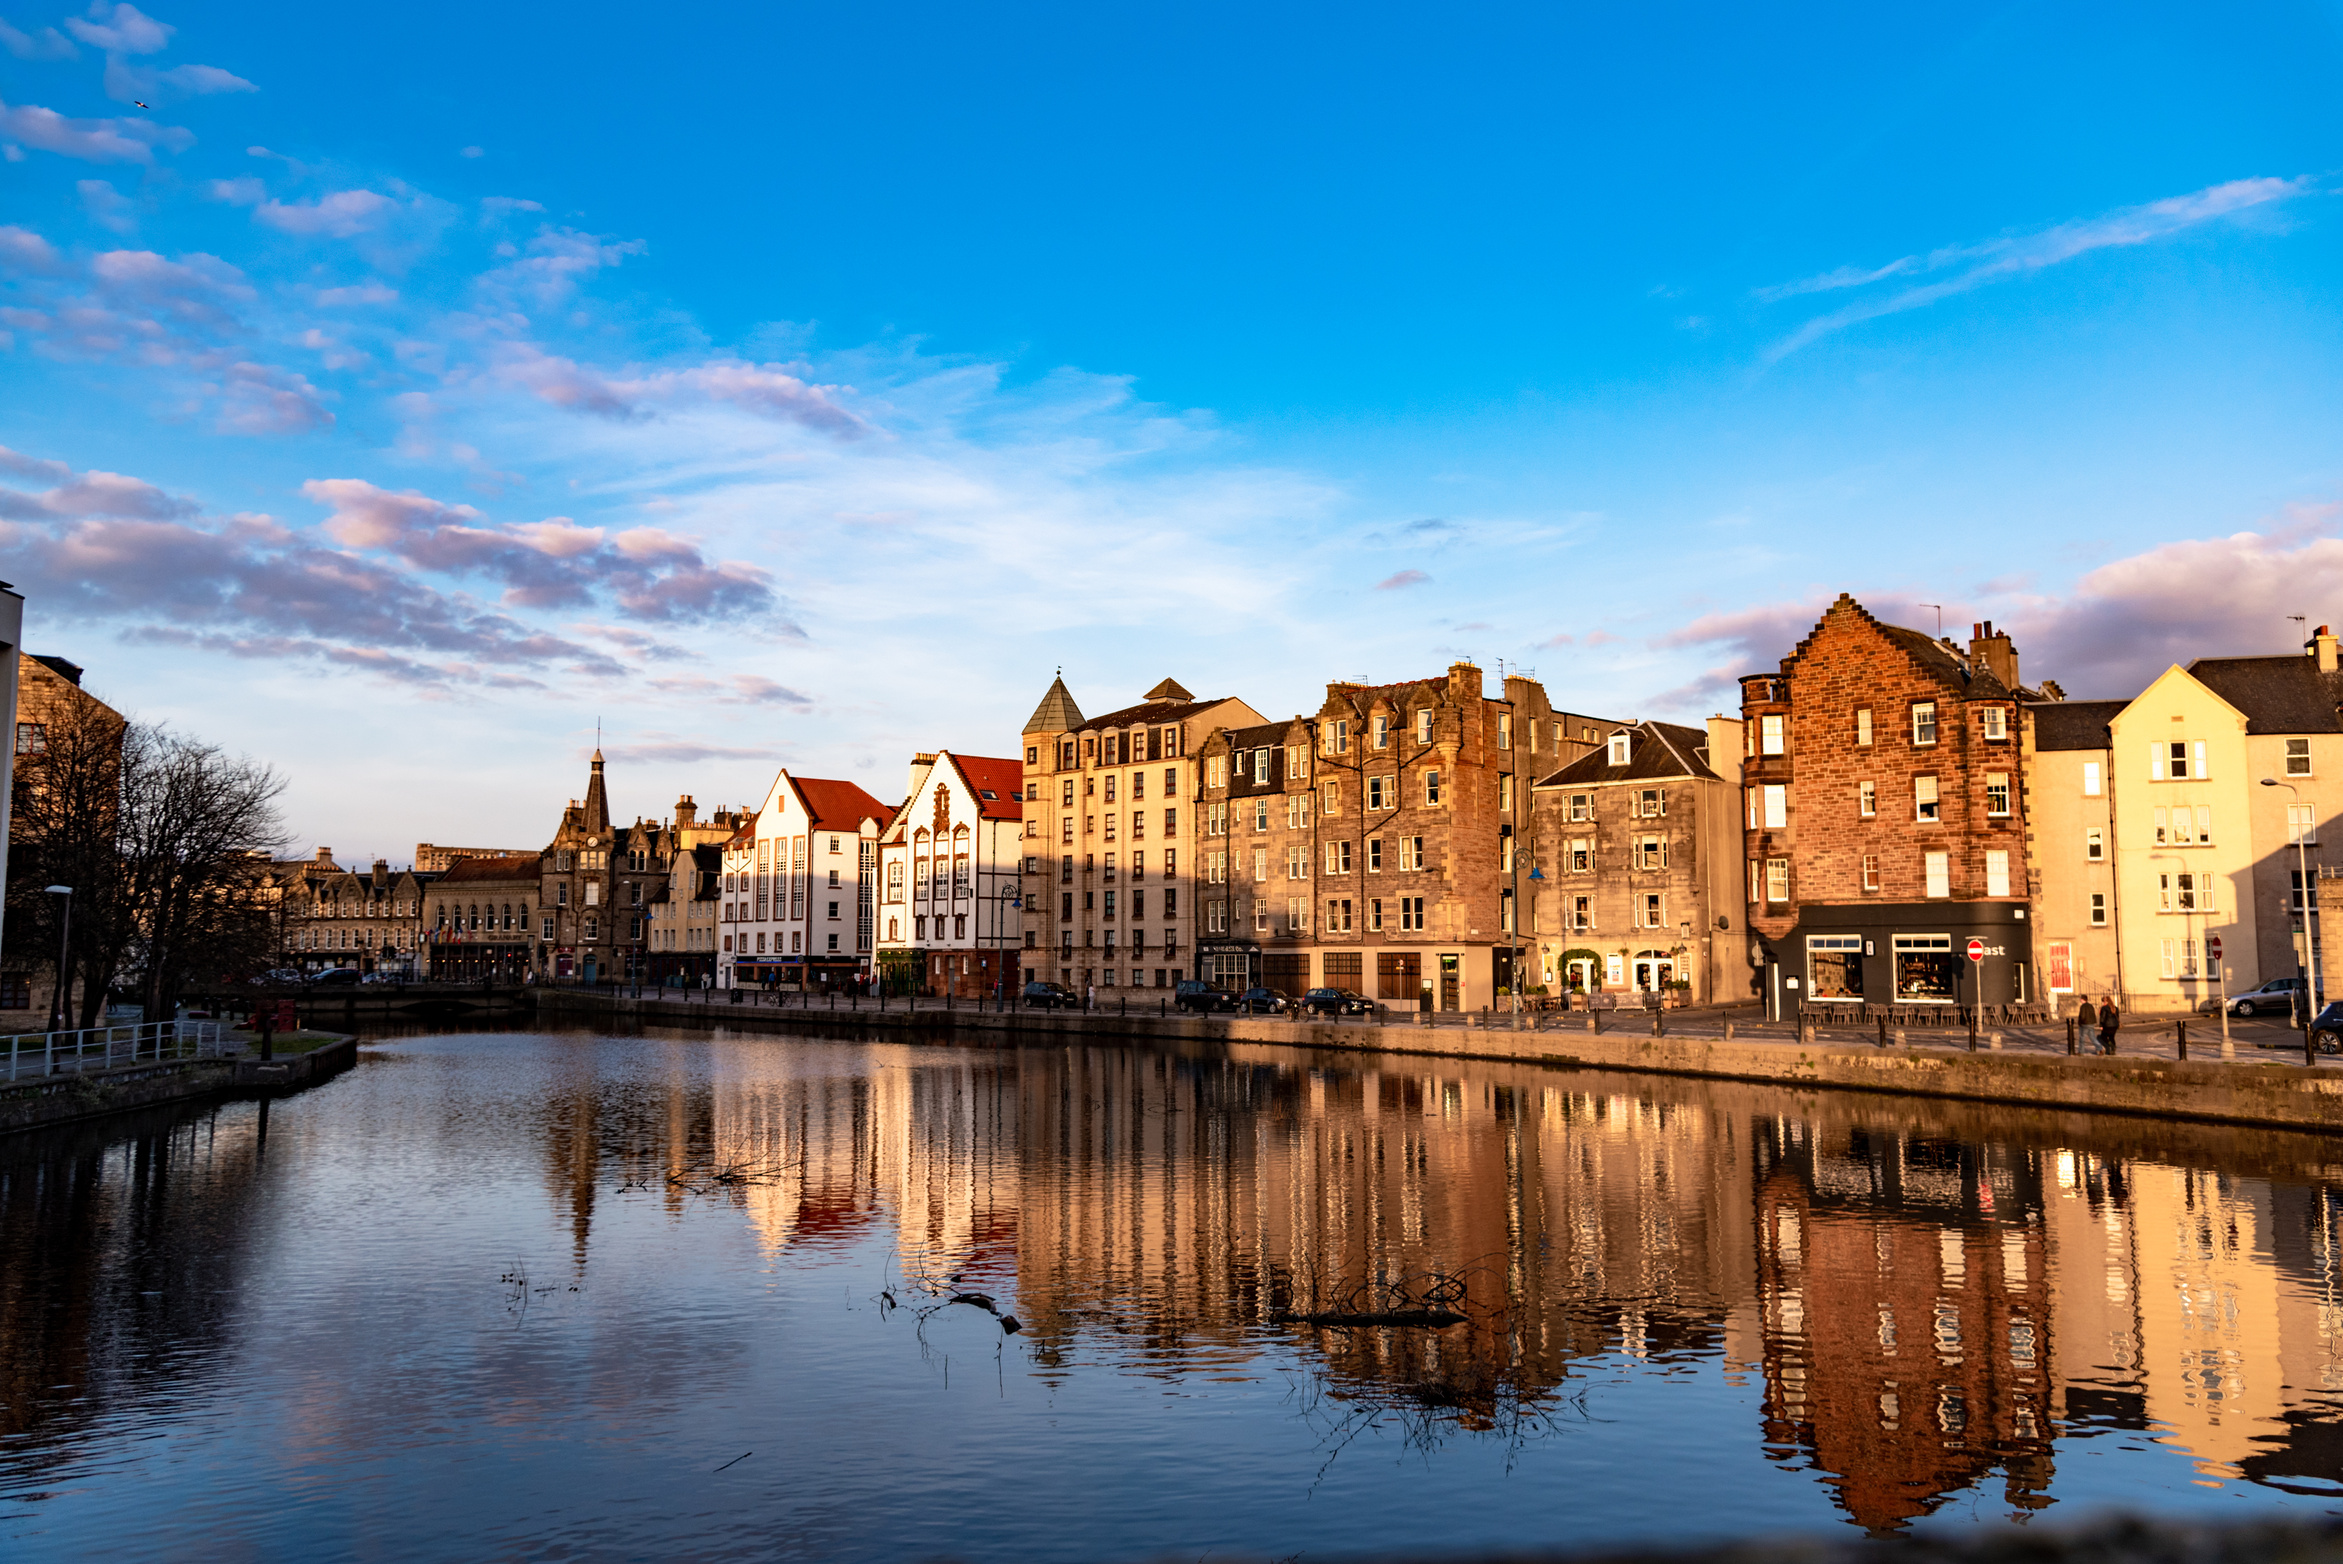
2097 995 2122 1055
2075 996 2098 1039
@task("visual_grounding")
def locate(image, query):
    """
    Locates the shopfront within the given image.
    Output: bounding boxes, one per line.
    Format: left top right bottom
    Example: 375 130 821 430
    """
1756 900 2031 1020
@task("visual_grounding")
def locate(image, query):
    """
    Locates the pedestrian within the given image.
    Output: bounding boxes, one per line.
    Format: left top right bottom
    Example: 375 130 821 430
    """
1086 983 1096 1012
2075 996 2098 1036
2097 995 2122 1055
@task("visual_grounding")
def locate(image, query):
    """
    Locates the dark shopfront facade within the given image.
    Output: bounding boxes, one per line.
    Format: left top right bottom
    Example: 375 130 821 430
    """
1754 899 2032 1022
1196 939 1261 992
731 954 868 991
428 933 531 983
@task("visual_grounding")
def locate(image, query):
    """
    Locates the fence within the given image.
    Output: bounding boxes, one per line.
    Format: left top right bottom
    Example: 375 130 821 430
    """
2 1019 235 1084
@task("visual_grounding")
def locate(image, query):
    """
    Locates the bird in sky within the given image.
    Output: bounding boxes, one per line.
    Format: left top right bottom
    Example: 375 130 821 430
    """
133 100 149 108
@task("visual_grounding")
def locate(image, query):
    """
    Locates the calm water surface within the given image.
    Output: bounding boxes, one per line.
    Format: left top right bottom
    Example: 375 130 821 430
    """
7 1027 2343 1560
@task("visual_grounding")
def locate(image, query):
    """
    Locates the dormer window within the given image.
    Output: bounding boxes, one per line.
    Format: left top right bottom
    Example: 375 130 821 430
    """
1608 732 1631 766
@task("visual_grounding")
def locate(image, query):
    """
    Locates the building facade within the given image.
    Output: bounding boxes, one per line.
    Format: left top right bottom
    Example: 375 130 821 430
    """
2 649 123 1017
539 750 680 985
285 853 429 975
1744 601 2047 1020
722 771 890 989
1528 718 1747 1004
874 751 1027 998
415 842 538 873
1018 676 1267 994
425 854 538 982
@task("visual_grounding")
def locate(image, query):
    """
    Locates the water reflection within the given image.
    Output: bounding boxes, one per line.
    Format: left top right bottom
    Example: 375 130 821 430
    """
6 1032 2343 1558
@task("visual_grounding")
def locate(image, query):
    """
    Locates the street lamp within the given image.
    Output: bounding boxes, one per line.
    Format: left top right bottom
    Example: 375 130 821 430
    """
44 886 71 1035
2263 777 2322 1026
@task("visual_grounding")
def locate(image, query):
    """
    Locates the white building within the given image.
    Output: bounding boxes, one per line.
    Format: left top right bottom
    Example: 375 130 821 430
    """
720 771 891 989
874 751 1028 997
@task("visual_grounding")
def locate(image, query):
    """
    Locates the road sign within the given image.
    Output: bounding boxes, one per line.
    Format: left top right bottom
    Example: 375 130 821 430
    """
2207 935 2224 962
1965 937 1985 963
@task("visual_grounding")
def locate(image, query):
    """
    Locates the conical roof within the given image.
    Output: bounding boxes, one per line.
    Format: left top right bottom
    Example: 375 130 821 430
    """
583 749 610 834
1143 677 1193 702
1022 674 1085 734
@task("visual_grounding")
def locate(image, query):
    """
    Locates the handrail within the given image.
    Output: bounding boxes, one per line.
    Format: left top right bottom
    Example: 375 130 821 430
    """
1 1019 233 1084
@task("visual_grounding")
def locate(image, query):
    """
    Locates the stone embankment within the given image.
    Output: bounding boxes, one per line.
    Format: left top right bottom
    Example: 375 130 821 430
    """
0 1034 358 1136
537 988 2343 1134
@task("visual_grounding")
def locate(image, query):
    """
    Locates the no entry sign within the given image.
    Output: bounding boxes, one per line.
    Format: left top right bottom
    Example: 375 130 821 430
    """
1965 937 1986 963
2207 934 2224 962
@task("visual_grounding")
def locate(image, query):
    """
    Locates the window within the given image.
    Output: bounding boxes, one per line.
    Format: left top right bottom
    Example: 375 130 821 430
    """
1859 781 1876 818
1206 757 1225 788
1252 848 1267 881
1330 721 1349 755
1416 708 1432 743
1912 703 1937 746
1287 793 1309 829
1424 769 1443 805
1497 774 1513 813
1567 838 1590 873
1499 715 1512 750
1762 784 1787 829
1855 709 1872 747
1985 850 2010 897
2292 869 2318 915
542 916 555 940
1323 781 1339 815
1570 895 1591 931
1325 898 1352 932
1758 716 1783 756
13 721 45 755
1104 775 1118 804
1634 835 1667 870
2153 740 2205 780
1164 767 1178 797
1640 892 1664 928
1400 836 1425 871
1636 787 1665 817
2090 893 2107 926
1924 851 1950 899
1373 714 1391 749
1253 899 1269 933
1981 708 2007 741
1609 732 1632 765
1253 750 1270 786
1366 775 1389 810
1368 898 1383 931
1914 775 1940 823
1285 896 1308 932
2290 804 2317 845
1569 792 1592 823
1398 896 1425 931
2156 871 2215 912
2085 827 2104 860
1985 773 2010 817
1367 838 1383 872
2287 738 2313 777
1286 845 1310 880
1765 858 1789 902
1252 799 1269 832
1861 853 1880 892
1328 841 1352 873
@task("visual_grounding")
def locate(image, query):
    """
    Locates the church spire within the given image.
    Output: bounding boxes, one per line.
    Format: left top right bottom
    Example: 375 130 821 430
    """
583 748 610 833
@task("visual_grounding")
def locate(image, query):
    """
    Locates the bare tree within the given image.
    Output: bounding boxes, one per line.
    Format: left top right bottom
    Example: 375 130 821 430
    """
7 708 286 1023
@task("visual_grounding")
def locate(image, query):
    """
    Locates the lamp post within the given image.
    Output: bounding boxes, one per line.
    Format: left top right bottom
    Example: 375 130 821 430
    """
2263 778 2322 1027
44 886 72 1035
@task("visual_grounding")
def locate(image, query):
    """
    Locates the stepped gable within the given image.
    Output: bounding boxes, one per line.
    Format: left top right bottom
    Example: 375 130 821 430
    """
2187 655 2343 734
1783 594 2009 695
1022 675 1085 734
1535 720 1718 789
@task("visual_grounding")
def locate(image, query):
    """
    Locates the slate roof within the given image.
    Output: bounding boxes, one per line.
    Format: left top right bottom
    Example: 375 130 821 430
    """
1022 675 1085 734
1532 721 1720 789
2029 700 2126 752
433 854 543 884
1070 696 1234 733
2186 656 2343 735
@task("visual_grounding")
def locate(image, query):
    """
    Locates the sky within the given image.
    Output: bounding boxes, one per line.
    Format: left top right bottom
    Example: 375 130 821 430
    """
3 0 2341 863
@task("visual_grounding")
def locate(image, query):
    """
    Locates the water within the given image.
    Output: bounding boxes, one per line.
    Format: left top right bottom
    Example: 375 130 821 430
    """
6 1027 2343 1560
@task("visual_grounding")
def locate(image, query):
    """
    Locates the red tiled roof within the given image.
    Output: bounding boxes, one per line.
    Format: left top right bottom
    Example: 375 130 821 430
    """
949 753 1026 820
793 777 891 830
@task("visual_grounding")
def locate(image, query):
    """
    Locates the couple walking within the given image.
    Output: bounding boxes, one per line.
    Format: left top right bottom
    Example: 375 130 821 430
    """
2076 996 2122 1054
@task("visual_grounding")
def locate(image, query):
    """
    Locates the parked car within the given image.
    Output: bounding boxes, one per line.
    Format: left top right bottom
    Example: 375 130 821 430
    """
1302 987 1374 1016
1021 980 1079 1010
2308 1002 2343 1054
1235 987 1290 1015
361 972 402 984
2230 977 2308 1017
1173 980 1237 1013
310 967 363 986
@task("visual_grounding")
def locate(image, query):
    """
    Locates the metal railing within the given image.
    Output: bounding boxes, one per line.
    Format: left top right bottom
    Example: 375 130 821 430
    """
2 1019 235 1083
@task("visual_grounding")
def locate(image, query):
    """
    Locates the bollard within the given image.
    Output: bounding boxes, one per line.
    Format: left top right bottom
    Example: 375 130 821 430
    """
1799 1020 1814 1047
1877 1015 1888 1049
2177 1020 2188 1062
2066 1016 2076 1055
1652 1008 1663 1038
1160 998 1166 1019
2309 1024 2320 1069
1589 1010 1600 1034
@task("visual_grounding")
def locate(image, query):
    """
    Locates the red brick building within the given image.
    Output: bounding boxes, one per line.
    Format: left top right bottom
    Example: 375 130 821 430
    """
1742 597 2054 1019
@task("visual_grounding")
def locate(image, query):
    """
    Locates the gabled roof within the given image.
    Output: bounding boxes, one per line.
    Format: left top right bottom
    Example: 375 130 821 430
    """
793 777 891 830
1023 675 1085 734
434 854 543 884
1072 696 1235 732
2185 656 2343 734
1784 594 2026 698
947 753 1026 820
2028 699 2126 752
1533 721 1719 789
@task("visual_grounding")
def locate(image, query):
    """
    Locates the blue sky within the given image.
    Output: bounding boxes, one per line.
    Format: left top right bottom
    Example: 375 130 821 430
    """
3 0 2341 859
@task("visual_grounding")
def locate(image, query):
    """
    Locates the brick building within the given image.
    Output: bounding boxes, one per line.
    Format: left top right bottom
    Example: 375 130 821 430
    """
1527 717 1746 1004
424 854 538 982
1743 599 2051 1020
1019 675 1266 994
1194 663 1609 1010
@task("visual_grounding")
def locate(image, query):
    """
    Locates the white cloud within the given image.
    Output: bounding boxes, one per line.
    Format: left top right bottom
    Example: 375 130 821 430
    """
0 18 78 58
1761 175 2318 359
65 3 172 54
78 177 136 234
0 224 65 272
0 96 193 162
254 188 397 238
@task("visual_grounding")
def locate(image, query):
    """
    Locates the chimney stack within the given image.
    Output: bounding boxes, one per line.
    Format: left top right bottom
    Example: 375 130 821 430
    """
1968 619 2020 690
2312 625 2340 674
676 794 697 828
911 752 938 799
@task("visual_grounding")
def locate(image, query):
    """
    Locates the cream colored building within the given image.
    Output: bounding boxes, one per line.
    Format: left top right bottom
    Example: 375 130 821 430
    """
2028 631 2343 1014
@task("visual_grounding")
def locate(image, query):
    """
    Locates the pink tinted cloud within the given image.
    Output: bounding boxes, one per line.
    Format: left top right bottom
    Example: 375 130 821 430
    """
0 97 192 163
1376 568 1430 591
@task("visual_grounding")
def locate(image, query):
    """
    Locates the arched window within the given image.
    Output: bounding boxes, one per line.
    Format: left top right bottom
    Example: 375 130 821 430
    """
887 916 899 940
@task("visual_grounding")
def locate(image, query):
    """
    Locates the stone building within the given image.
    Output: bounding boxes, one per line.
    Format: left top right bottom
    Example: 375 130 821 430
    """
1 650 124 1018
646 797 741 986
1194 663 1608 1010
285 852 429 975
1743 601 2053 1020
415 842 537 873
424 854 539 982
1527 717 1747 1004
1019 675 1267 994
874 751 1027 998
2031 629 2343 1014
539 750 682 985
722 771 891 989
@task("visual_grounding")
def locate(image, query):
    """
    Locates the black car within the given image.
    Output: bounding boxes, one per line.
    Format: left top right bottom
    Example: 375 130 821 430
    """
310 967 363 986
1021 981 1079 1010
1173 980 1238 1013
1235 987 1290 1015
2308 1002 2343 1054
1301 987 1373 1016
